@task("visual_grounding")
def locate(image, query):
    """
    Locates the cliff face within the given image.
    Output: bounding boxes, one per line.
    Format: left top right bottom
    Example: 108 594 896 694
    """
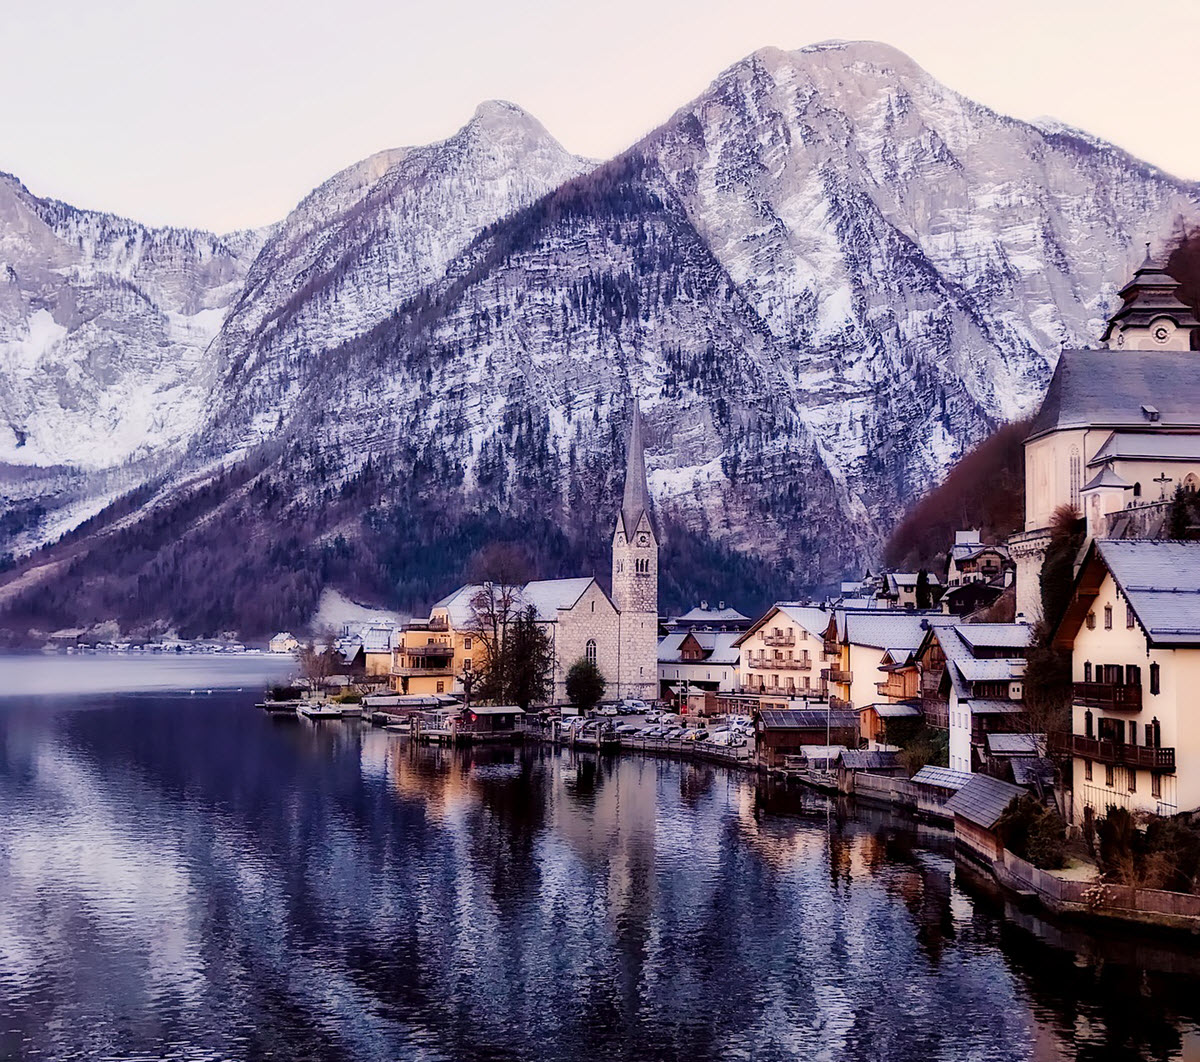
2 42 1198 638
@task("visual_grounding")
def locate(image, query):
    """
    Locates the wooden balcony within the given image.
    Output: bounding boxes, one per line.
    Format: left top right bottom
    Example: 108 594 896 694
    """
763 632 795 646
822 668 854 684
1050 732 1175 772
404 643 454 657
1073 681 1142 711
828 696 854 712
392 664 455 677
751 656 812 670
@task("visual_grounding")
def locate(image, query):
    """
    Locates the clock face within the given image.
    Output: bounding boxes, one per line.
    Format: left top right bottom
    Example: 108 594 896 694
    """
638 534 647 545
1154 324 1171 343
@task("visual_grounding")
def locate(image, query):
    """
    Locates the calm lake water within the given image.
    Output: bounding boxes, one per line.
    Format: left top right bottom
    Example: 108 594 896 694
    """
1 657 1199 1061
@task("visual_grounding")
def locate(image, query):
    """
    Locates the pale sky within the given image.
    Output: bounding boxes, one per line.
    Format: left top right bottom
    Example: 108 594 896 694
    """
4 0 1198 233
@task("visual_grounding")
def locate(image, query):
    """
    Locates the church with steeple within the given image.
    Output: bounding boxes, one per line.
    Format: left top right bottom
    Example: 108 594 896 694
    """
401 400 660 705
610 401 660 700
1012 247 1200 618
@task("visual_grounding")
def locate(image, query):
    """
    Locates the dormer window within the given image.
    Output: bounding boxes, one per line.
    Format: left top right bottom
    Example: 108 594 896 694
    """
1142 404 1160 422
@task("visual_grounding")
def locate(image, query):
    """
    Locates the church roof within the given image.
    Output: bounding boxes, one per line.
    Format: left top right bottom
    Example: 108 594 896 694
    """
1027 350 1200 442
433 577 598 626
1088 431 1200 465
619 401 655 537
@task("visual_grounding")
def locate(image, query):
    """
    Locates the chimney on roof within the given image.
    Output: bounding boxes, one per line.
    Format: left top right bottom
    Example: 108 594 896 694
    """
700 599 709 610
718 600 725 610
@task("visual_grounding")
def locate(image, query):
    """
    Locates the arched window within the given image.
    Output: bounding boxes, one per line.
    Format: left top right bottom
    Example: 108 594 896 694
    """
1083 661 1092 682
1085 710 1094 739
1133 482 1142 498
1150 662 1161 695
1186 473 1200 493
585 639 597 666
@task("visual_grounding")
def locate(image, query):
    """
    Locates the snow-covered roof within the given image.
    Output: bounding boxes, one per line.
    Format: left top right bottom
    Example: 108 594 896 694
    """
986 733 1043 756
843 613 935 652
950 541 1011 563
953 656 1025 682
734 604 831 647
432 578 599 627
657 630 741 664
360 626 395 653
674 603 749 624
953 623 1032 651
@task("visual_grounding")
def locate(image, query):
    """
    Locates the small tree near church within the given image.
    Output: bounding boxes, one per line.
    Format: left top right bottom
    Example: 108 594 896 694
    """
566 658 606 713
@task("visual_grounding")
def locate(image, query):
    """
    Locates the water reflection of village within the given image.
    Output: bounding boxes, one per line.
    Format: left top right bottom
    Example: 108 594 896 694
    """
357 733 1200 1060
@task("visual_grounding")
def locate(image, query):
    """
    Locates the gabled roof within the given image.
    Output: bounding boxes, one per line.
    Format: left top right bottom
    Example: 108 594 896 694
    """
950 541 1011 563
675 603 749 624
1055 540 1200 649
433 578 600 627
954 657 1025 682
1027 350 1200 442
944 774 1027 829
657 630 740 664
360 626 395 653
733 604 830 647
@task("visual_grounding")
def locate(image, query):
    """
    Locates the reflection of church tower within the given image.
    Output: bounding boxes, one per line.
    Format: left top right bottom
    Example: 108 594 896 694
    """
1101 246 1199 351
612 402 659 699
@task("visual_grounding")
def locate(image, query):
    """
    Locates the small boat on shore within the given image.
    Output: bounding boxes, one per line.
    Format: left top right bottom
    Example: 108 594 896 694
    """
297 704 343 721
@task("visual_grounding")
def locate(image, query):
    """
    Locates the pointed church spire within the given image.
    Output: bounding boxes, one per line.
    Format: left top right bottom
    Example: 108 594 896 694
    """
619 400 654 537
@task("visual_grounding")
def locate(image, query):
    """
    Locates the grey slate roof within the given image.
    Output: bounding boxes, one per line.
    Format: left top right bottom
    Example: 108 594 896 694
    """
1095 541 1200 645
954 657 1025 682
910 765 973 791
839 750 901 770
1089 431 1200 465
1028 350 1200 441
619 401 655 538
1011 758 1056 787
944 774 1027 829
866 701 922 718
1082 465 1132 491
985 733 1043 756
759 709 859 730
954 623 1033 650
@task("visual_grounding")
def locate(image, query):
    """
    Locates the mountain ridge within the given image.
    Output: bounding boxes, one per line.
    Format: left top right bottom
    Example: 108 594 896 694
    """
1 40 1198 639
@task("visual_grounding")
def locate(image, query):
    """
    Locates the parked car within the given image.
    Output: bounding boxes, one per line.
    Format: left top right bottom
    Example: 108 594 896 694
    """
683 728 709 742
597 705 619 717
663 727 686 740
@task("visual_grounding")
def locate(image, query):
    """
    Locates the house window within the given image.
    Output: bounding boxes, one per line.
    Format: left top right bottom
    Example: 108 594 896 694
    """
1083 661 1092 683
464 636 473 650
1150 662 1161 695
1105 764 1114 787
1126 664 1140 689
1152 773 1162 799
1127 769 1137 794
1133 482 1142 498
591 601 595 612
464 658 472 671
1104 605 1113 630
1085 710 1094 738
586 639 597 666
436 681 444 693
1126 605 1135 629
1084 758 1093 781
1086 612 1096 630
1128 721 1137 745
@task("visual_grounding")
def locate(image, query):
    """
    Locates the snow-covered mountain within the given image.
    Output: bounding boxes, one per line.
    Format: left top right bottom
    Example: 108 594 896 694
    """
2 41 1198 638
0 174 265 469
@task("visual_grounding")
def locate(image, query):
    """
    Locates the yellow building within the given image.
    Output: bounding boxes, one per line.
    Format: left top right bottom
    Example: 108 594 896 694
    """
733 605 831 699
1053 540 1200 824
